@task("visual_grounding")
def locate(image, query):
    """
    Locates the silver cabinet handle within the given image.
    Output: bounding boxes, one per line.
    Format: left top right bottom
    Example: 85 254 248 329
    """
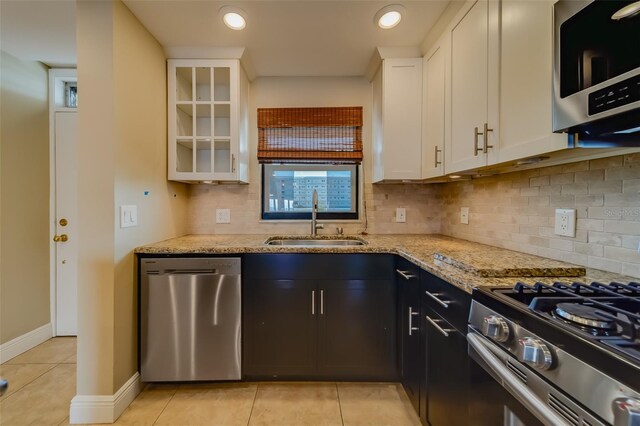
311 290 315 315
231 154 236 173
408 307 420 336
483 123 494 153
426 315 454 337
396 269 416 280
434 146 442 167
474 126 484 155
320 290 324 315
467 333 569 426
425 291 449 308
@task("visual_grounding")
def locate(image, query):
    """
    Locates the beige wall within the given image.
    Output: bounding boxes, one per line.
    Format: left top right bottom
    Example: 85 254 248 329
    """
188 76 442 235
0 50 51 344
76 0 188 396
440 154 640 278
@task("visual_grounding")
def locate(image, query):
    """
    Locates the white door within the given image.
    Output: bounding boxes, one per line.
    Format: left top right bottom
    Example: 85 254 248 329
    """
54 111 78 336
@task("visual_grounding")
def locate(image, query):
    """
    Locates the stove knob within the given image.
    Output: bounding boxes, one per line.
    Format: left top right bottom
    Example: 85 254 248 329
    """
517 337 553 370
613 397 640 426
481 315 510 342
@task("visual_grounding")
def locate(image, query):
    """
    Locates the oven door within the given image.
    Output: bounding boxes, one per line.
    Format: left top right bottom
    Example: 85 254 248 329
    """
467 331 571 426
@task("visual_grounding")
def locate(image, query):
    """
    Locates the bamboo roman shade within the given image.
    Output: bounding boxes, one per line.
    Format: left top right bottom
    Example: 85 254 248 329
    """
257 107 363 164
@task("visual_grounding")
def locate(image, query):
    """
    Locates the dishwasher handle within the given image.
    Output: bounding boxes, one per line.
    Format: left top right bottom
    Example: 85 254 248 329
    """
164 269 218 274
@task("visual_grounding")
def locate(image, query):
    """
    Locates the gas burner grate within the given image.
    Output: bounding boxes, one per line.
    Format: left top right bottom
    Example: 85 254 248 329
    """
513 281 640 343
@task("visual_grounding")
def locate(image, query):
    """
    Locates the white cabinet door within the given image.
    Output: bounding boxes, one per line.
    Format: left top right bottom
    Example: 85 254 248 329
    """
495 0 567 164
422 38 447 179
446 0 491 174
372 58 423 182
382 58 423 180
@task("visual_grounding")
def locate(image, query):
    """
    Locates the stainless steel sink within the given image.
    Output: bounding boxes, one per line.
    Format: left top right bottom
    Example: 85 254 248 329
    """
264 238 366 246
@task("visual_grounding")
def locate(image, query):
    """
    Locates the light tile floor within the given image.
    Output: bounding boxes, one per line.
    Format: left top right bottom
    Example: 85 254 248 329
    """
0 338 420 426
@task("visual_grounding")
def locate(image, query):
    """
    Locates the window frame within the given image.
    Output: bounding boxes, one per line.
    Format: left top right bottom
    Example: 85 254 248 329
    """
261 164 360 221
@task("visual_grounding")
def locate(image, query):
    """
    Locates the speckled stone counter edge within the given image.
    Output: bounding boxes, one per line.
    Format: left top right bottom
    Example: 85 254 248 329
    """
135 234 632 294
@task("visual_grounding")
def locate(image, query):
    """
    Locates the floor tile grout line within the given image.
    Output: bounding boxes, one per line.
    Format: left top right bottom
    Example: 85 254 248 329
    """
336 382 345 426
246 382 260 426
0 362 63 405
151 386 179 426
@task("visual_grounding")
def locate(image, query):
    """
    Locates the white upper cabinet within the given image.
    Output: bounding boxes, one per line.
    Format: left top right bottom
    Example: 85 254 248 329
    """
372 58 423 182
442 0 567 176
168 59 249 183
496 0 567 163
422 36 447 179
445 0 499 174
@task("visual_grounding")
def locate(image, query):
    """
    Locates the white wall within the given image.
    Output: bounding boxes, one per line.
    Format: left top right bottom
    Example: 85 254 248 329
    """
188 76 442 235
0 50 51 345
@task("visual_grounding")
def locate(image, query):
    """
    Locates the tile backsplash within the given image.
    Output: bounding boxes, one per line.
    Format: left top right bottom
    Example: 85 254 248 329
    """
188 182 442 236
440 153 640 278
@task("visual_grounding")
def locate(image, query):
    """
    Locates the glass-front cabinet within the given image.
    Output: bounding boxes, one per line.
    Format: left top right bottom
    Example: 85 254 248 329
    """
168 59 249 183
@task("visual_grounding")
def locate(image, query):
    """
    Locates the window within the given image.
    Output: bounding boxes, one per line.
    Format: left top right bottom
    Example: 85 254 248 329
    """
262 164 358 220
257 107 362 220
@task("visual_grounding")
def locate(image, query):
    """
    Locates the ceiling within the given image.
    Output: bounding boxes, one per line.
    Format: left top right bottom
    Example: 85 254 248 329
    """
0 0 449 77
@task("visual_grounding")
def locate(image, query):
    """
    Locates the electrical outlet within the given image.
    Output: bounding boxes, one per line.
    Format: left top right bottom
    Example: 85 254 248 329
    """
216 209 231 224
554 208 576 237
396 208 406 223
460 207 469 225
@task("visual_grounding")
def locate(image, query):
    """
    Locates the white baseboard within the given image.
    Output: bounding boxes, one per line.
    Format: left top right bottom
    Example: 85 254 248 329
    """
69 372 142 424
0 323 52 363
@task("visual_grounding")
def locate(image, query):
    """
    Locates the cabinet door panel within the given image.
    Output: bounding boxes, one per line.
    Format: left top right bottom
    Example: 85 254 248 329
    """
244 279 317 378
424 306 469 426
382 58 423 180
422 42 447 179
497 0 567 164
400 276 422 412
318 279 396 380
447 0 489 173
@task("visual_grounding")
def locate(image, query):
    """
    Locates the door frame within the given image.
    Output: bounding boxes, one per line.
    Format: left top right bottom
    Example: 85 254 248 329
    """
48 68 77 336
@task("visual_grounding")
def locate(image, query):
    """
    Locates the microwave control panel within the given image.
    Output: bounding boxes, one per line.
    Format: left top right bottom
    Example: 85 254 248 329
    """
589 74 640 116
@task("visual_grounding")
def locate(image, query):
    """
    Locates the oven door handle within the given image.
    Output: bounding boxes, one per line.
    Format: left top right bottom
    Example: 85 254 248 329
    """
467 332 570 426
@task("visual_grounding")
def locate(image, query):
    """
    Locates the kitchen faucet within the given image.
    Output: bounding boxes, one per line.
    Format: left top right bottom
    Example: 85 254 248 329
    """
311 189 324 236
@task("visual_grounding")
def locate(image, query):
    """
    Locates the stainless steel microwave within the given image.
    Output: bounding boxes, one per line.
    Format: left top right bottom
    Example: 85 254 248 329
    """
553 0 640 145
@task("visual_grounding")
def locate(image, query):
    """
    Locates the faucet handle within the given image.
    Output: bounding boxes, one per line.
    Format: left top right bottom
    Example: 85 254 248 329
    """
316 224 324 230
336 227 344 235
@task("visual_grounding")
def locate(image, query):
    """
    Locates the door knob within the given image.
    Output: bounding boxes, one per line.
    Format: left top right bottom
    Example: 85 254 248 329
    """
53 234 69 242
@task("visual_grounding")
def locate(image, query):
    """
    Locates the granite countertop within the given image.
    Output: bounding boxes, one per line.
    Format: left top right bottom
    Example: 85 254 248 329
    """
135 234 635 294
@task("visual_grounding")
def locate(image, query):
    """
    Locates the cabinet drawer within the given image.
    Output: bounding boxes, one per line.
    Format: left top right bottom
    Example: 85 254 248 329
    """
420 270 471 333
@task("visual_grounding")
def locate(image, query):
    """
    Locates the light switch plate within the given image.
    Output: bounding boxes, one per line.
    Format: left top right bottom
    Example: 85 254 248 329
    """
120 205 137 228
216 208 231 224
460 207 469 225
396 208 406 223
554 208 576 237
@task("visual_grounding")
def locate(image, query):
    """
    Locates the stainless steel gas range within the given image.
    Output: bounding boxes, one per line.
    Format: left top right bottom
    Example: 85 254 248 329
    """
468 281 640 426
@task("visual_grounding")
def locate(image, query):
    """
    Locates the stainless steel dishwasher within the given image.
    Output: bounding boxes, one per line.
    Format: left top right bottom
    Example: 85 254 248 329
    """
140 257 241 382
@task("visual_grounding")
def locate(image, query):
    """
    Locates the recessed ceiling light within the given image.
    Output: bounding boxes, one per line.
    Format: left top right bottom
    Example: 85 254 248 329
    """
375 5 405 29
220 6 246 30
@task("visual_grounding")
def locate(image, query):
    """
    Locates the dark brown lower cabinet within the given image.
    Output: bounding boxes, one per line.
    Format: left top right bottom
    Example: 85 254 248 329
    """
243 254 396 380
243 279 317 377
420 270 471 426
422 305 469 426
